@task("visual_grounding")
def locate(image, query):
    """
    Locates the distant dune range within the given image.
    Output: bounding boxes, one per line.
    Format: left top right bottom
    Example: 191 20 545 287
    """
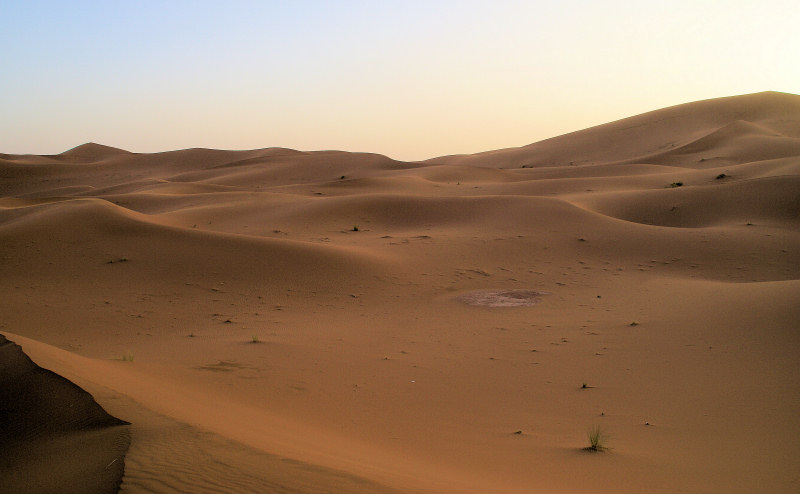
1 91 798 493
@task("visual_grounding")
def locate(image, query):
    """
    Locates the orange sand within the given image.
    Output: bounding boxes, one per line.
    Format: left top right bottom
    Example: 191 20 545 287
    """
1 91 798 493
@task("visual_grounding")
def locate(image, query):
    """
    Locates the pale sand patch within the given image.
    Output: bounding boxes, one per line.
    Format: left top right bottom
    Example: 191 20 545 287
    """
457 289 548 307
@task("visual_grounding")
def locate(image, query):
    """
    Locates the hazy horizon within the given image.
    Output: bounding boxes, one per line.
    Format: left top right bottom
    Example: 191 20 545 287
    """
3 0 799 161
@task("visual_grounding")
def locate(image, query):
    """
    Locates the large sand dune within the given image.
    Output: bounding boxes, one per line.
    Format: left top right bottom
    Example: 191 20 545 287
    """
1 91 798 493
0 334 129 493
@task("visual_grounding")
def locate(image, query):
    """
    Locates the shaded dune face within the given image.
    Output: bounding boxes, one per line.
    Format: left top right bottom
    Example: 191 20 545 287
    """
0 91 799 494
0 334 129 440
0 334 129 494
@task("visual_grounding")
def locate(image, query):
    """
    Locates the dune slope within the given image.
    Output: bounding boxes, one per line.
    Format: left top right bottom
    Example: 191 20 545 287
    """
0 334 129 494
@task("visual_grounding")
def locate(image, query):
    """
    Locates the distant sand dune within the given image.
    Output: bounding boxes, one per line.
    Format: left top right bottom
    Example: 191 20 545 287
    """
57 142 133 161
428 91 800 168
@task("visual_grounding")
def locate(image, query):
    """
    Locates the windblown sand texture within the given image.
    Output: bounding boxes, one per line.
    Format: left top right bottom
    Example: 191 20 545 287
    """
1 91 799 493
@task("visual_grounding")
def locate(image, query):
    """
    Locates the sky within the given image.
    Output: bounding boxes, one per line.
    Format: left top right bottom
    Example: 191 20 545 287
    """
2 0 798 161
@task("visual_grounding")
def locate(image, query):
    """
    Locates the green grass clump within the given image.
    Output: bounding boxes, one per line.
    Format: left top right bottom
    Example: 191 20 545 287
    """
121 352 134 362
586 425 608 452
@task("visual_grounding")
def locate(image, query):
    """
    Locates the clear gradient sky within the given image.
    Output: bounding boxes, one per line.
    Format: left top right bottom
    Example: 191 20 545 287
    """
2 0 798 161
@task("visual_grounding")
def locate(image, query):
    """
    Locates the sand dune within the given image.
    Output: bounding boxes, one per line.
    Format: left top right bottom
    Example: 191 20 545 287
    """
56 143 133 162
576 175 800 228
0 334 129 494
2 91 799 493
428 91 800 168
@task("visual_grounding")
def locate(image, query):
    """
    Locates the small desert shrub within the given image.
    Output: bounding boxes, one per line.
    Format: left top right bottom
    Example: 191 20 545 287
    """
251 335 260 344
667 182 683 188
716 173 727 179
121 352 134 362
586 425 608 452
352 225 359 231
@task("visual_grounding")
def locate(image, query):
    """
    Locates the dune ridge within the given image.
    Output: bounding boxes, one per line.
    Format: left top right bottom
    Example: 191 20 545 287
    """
1 91 798 493
428 91 800 168
0 334 129 494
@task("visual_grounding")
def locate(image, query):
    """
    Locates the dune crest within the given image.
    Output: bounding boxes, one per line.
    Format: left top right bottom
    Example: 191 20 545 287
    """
58 142 132 161
429 91 800 168
0 334 129 494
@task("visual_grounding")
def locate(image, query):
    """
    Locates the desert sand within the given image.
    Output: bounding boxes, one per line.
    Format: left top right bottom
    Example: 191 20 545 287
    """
1 91 798 493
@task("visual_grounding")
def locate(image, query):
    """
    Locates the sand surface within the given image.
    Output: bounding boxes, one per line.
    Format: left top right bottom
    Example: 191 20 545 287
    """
1 91 799 493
